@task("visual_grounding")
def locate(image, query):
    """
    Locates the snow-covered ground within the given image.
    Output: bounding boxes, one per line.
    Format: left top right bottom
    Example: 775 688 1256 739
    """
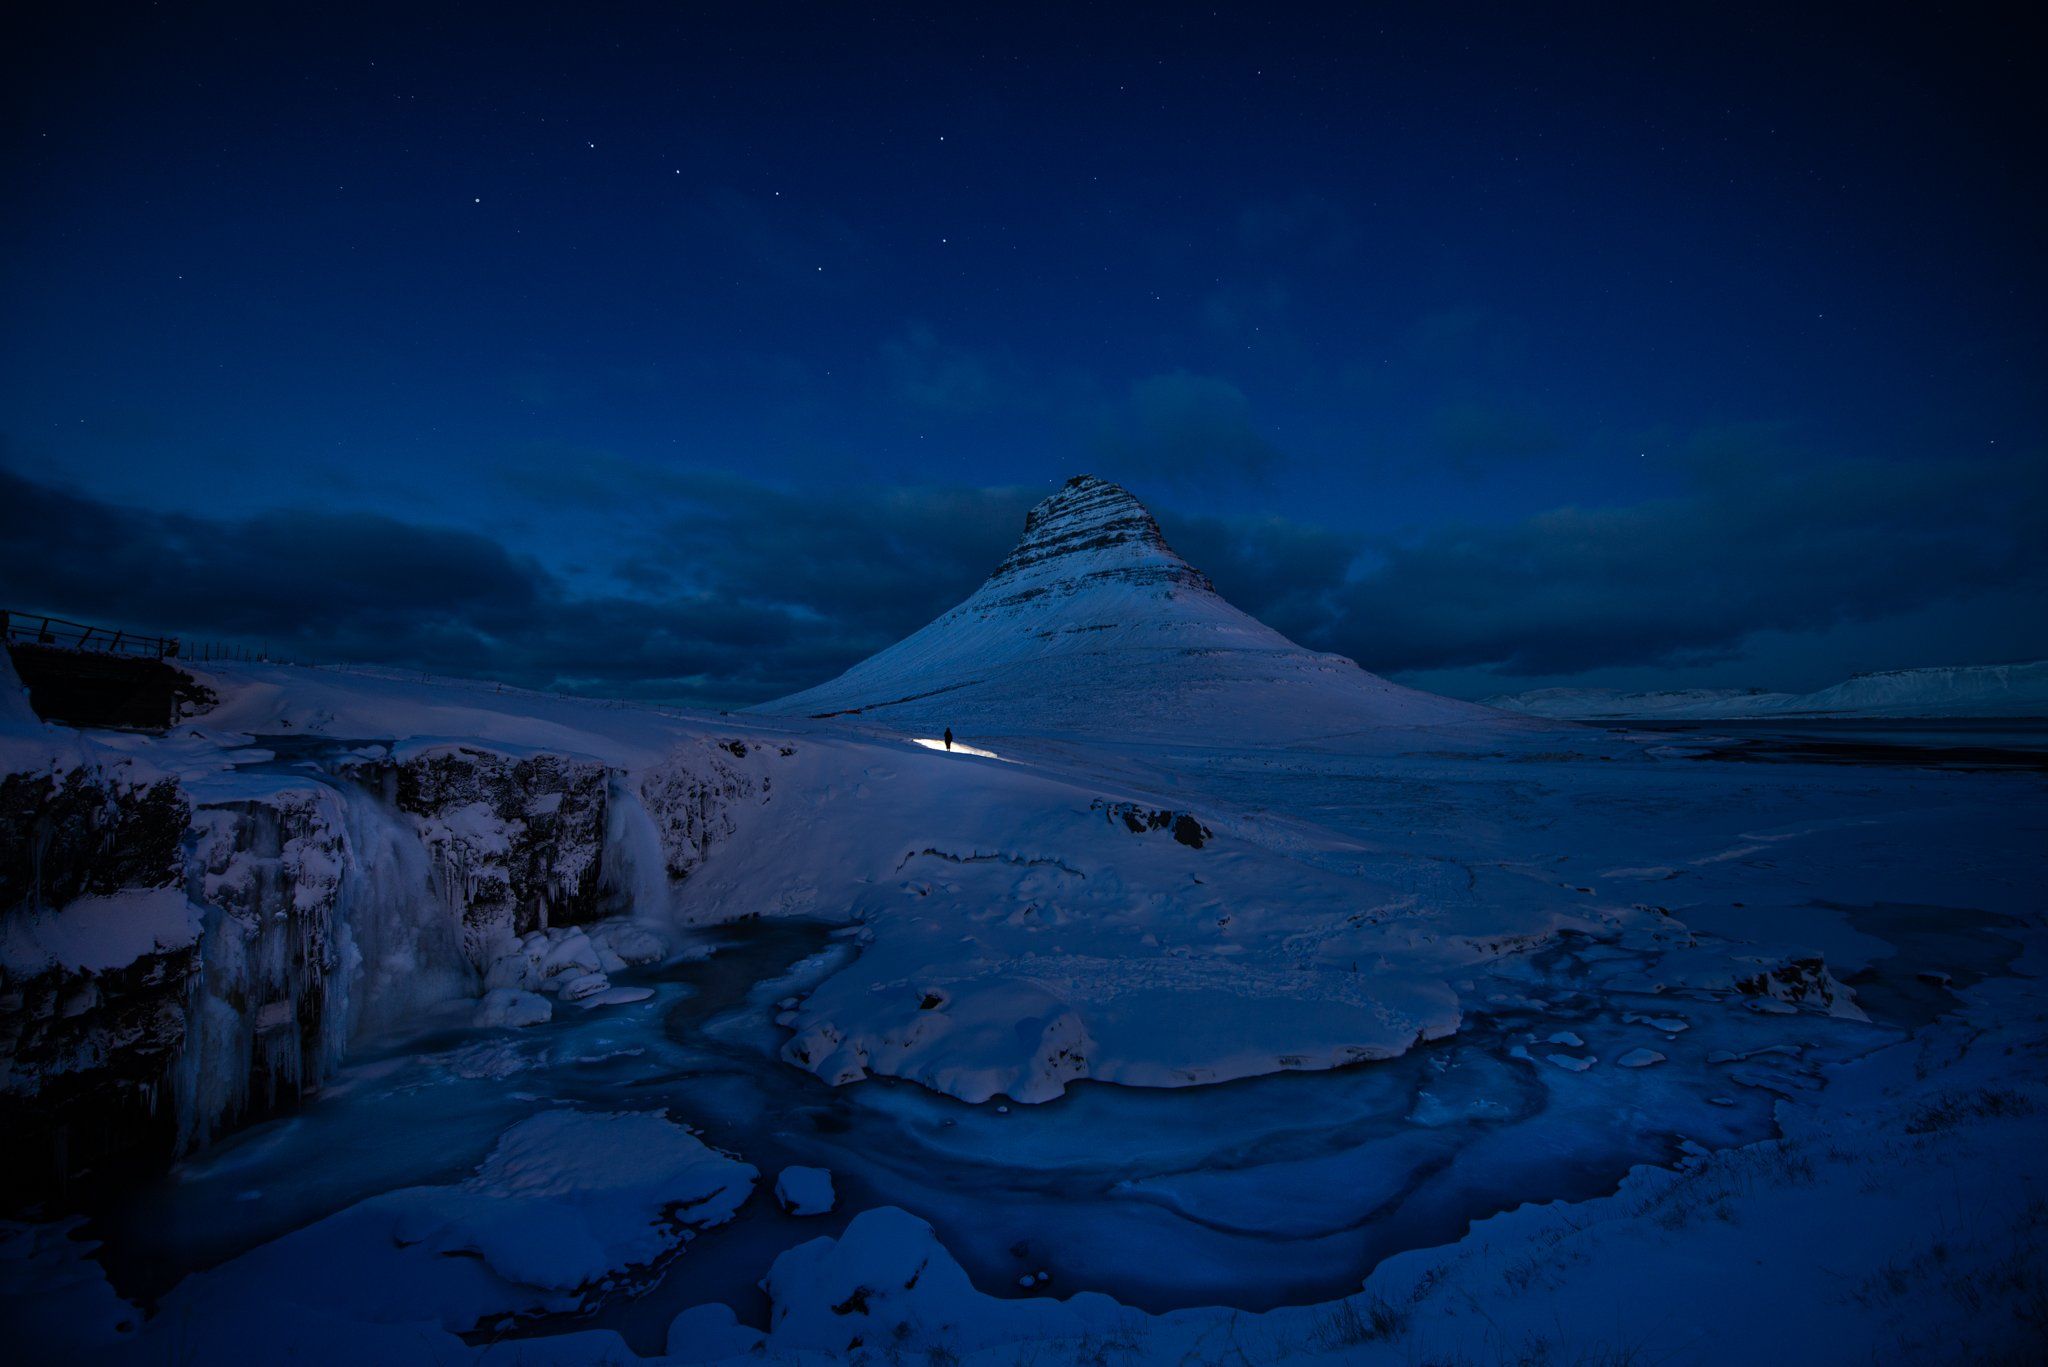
4 479 2045 1364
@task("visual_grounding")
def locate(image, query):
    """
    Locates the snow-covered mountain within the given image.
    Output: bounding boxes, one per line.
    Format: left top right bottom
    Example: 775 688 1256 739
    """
1483 686 1802 720
1487 661 2048 720
759 474 1516 745
1787 661 2048 716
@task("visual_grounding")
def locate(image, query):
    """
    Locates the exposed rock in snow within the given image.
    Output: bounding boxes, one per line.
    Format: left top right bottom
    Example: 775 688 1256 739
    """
773 1164 836 1215
1090 798 1210 847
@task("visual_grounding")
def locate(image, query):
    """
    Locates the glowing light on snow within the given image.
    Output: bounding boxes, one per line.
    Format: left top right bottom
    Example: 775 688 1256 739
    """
911 737 1001 759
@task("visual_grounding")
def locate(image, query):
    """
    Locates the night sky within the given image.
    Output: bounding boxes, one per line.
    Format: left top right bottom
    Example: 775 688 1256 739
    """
4 3 2043 706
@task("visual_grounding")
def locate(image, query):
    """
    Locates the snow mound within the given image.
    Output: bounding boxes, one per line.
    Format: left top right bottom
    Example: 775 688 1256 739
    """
773 1165 836 1215
0 888 201 976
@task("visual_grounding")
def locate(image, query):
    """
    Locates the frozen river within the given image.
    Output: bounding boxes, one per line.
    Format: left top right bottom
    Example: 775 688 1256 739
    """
81 891 2015 1355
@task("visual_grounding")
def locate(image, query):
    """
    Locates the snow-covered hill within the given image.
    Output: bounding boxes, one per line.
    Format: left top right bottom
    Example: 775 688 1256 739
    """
1789 661 2048 716
758 475 1521 746
1483 686 1802 720
1487 660 2048 720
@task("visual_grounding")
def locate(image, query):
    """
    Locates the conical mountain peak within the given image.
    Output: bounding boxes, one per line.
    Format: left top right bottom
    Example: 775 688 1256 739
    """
758 471 1506 744
986 475 1212 597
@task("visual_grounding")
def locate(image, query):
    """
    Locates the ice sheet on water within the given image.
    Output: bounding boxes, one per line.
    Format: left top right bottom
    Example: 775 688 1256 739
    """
143 1109 753 1351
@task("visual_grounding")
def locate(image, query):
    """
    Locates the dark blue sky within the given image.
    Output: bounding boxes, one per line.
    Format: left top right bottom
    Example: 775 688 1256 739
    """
4 2 2043 705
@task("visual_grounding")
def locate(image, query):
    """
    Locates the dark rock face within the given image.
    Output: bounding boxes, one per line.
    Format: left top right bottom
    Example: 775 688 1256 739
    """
0 765 187 912
0 758 195 1205
0 945 193 1205
381 747 612 955
1089 798 1211 849
4 643 214 731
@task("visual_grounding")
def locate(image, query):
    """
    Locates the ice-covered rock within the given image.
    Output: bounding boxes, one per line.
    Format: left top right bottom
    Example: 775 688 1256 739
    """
575 985 654 1010
555 970 612 1002
637 742 760 883
774 1164 836 1215
473 988 553 1028
376 746 613 956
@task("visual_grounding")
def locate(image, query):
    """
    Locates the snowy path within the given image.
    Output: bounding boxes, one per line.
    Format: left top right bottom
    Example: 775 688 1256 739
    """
910 736 1003 759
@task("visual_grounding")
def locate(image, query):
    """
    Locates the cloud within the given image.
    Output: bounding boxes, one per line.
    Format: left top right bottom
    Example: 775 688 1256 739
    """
1092 372 1286 487
1193 443 2048 678
6 440 2039 708
0 463 1035 707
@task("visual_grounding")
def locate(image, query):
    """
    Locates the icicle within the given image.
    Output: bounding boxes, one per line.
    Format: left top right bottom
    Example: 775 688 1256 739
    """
600 773 675 924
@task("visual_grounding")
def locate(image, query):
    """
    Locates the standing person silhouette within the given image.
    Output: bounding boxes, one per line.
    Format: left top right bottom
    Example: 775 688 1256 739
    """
943 727 953 751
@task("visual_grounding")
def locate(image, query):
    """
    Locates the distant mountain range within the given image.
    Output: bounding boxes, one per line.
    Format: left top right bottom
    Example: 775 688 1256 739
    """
1485 661 2048 720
